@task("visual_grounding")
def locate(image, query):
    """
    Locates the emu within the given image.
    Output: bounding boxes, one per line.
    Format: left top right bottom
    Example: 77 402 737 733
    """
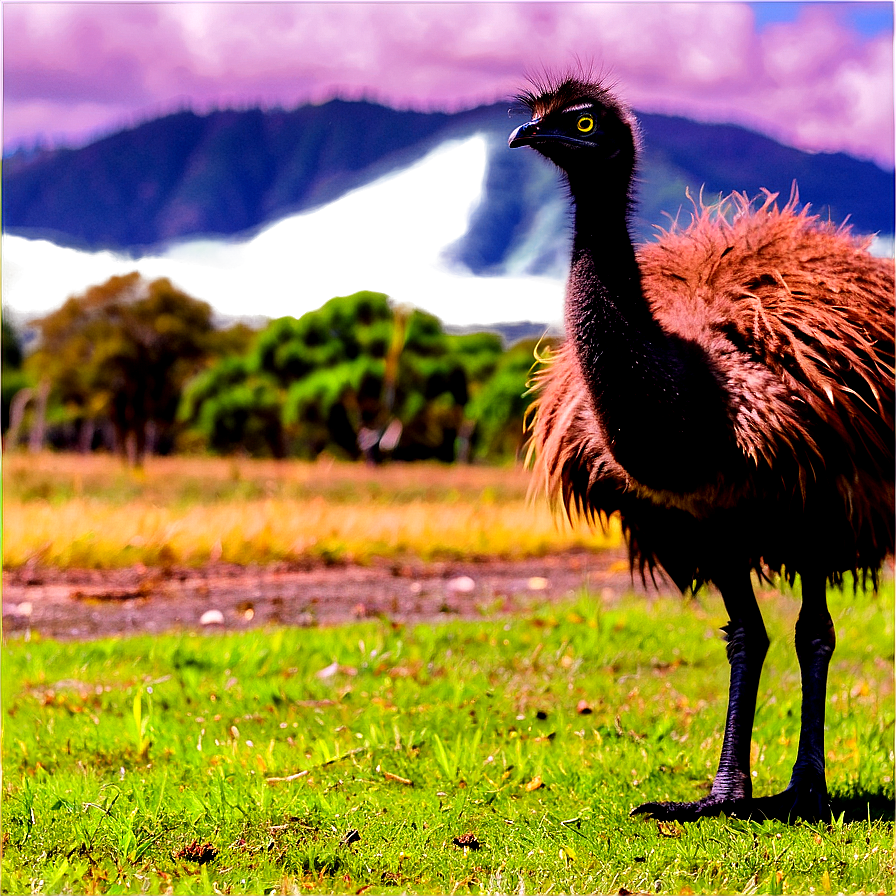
510 74 895 822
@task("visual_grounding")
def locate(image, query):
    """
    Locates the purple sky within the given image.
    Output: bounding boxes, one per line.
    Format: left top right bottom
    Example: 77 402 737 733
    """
3 2 894 168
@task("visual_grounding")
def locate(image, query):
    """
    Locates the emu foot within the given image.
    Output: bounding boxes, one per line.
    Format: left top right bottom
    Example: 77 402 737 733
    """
632 779 831 824
631 794 752 823
750 781 831 823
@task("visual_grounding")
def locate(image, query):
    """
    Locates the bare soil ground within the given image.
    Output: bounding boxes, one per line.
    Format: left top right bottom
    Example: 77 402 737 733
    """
3 550 666 641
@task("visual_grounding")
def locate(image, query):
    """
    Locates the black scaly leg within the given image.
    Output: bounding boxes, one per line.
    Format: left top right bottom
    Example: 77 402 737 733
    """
752 571 834 821
632 571 769 821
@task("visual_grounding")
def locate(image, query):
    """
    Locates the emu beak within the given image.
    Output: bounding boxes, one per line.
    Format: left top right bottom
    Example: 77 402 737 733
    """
508 119 541 148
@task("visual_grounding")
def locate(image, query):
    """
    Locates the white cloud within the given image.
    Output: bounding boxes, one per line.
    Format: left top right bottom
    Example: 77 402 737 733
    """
4 3 893 165
165 240 255 274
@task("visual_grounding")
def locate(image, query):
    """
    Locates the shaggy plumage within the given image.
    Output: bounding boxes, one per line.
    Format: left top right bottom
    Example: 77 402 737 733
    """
511 73 895 822
530 192 894 589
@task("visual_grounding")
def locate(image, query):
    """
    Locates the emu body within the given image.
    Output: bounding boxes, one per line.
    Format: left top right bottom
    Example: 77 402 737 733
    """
511 75 894 822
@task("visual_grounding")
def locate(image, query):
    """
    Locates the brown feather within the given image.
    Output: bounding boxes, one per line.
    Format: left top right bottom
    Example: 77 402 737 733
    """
528 192 895 589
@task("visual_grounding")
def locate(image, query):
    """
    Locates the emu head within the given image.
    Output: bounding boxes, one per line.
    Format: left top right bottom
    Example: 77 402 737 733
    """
509 75 640 196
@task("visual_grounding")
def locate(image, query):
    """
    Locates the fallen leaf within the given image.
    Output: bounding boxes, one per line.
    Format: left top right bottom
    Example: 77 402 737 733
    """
265 770 309 784
657 820 682 838
452 832 480 850
174 840 217 864
525 775 543 792
383 770 413 786
339 829 361 847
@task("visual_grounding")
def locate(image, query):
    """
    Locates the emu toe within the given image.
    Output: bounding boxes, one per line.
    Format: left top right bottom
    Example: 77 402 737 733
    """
750 780 832 823
632 778 831 824
630 794 753 822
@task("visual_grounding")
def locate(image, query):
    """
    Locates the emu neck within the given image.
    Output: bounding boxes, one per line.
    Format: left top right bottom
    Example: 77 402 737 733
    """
565 191 728 493
566 195 660 349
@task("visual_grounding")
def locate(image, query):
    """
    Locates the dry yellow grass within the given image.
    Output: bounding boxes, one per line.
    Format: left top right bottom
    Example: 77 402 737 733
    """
3 452 620 568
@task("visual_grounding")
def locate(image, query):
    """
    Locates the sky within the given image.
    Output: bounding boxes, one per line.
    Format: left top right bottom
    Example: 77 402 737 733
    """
3 1 894 167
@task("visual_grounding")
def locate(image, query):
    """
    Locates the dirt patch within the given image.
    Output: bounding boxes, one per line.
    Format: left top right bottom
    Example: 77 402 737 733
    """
3 550 670 641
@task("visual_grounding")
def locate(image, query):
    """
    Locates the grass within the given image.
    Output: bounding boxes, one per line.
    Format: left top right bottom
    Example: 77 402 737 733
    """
3 453 620 568
2 585 893 894
3 452 894 892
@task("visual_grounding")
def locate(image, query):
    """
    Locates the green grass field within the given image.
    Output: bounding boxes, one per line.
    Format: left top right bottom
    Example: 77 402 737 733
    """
3 453 894 893
3 584 893 895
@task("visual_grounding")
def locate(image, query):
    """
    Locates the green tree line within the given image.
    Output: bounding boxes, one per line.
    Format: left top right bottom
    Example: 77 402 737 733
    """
4 273 546 465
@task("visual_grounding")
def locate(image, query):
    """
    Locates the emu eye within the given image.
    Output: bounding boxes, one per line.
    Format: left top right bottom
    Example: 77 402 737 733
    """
577 115 595 134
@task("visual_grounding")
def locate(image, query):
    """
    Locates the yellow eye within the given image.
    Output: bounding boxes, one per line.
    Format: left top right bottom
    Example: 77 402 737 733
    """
577 115 595 133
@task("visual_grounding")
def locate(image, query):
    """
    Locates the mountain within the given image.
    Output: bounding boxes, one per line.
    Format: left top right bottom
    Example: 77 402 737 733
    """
4 99 894 280
2 101 455 249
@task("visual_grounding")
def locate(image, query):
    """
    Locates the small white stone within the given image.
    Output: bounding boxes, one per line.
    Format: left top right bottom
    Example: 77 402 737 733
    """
316 660 340 679
200 609 225 626
447 576 475 593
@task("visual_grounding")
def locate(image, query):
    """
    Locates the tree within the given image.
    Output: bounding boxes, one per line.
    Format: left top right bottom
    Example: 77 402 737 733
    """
28 273 214 465
446 330 505 385
178 356 285 457
180 291 478 462
2 314 31 435
465 338 548 461
278 293 474 461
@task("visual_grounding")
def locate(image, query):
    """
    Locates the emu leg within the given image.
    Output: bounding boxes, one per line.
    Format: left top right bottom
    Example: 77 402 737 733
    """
752 572 835 822
632 573 769 821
